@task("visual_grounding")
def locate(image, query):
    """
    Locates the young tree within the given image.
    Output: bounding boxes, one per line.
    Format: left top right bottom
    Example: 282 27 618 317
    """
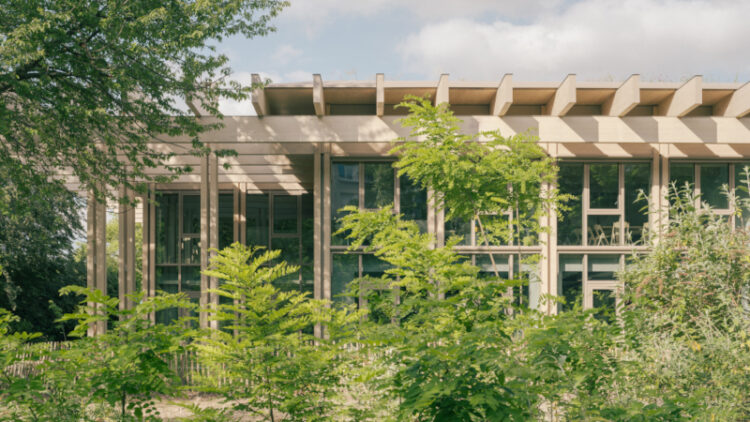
0 0 287 201
195 243 356 421
336 98 566 420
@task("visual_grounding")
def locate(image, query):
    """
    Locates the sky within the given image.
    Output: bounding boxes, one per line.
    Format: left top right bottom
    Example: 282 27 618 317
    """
216 0 750 115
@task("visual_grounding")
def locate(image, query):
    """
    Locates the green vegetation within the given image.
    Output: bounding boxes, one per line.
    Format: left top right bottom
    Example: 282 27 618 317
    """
0 100 748 420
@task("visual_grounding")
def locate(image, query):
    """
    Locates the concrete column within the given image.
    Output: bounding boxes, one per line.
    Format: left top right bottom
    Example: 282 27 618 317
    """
200 151 219 329
118 185 136 312
87 191 107 336
313 147 323 338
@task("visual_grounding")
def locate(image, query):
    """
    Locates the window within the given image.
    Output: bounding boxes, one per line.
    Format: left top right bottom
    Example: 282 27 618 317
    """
558 253 620 317
470 253 540 308
557 162 651 246
668 162 750 226
155 191 233 324
331 160 427 317
244 193 314 294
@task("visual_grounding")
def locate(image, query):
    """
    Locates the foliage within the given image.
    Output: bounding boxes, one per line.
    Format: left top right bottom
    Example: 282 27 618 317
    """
0 163 84 340
0 0 287 202
58 286 195 421
194 243 357 421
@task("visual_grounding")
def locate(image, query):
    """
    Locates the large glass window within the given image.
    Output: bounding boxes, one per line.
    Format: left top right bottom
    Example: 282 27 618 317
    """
244 193 314 294
558 253 620 316
155 191 234 324
557 162 651 246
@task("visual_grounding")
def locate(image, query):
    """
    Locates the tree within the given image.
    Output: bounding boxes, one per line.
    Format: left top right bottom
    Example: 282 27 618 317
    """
0 0 287 202
336 98 566 420
0 163 84 340
195 243 356 421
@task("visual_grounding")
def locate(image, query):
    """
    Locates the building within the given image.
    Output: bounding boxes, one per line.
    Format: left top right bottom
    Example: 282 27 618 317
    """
83 73 750 333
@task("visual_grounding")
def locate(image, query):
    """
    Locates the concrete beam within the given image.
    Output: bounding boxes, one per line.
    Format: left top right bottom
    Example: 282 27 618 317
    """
546 74 576 116
715 81 750 118
251 74 269 117
313 74 325 116
657 75 702 117
435 73 449 106
376 73 385 117
602 74 640 117
490 73 513 116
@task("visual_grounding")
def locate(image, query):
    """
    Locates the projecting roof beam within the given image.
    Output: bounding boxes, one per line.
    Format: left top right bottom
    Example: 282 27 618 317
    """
602 74 640 117
313 74 325 116
546 74 576 116
186 93 209 117
657 75 702 117
251 74 269 117
376 73 385 117
490 73 513 116
715 81 750 118
435 73 449 106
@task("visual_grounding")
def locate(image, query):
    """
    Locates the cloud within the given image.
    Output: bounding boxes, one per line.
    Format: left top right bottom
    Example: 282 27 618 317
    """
397 0 750 82
271 44 303 65
280 0 568 37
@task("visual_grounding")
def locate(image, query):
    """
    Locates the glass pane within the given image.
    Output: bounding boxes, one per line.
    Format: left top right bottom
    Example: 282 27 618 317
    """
271 237 300 291
589 164 619 209
476 254 510 280
670 163 694 193
332 163 359 245
624 163 650 243
246 194 269 248
182 194 201 234
588 255 620 280
445 216 471 246
332 254 358 303
700 164 729 209
558 255 583 312
181 266 201 292
156 266 179 293
735 163 750 229
593 289 616 323
364 163 394 209
557 163 583 245
218 193 234 249
400 175 427 232
273 195 298 234
301 194 315 296
156 193 179 264
512 256 537 307
181 237 201 265
587 215 621 246
362 254 390 279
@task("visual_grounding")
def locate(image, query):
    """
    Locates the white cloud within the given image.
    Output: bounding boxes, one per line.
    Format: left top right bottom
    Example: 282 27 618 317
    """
397 0 750 82
281 0 567 36
271 44 303 65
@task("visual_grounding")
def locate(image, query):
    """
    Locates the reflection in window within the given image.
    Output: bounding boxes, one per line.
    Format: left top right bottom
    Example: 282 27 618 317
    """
589 164 619 209
669 163 694 193
400 175 427 232
624 163 650 243
182 194 200 234
559 255 583 312
700 164 729 209
332 253 358 304
156 194 179 264
587 255 620 280
445 216 471 246
246 194 269 248
364 163 394 209
557 164 583 245
274 195 298 234
332 163 359 245
219 194 234 249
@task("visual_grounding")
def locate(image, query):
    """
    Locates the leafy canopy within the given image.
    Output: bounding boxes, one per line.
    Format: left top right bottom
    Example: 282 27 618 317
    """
0 0 287 201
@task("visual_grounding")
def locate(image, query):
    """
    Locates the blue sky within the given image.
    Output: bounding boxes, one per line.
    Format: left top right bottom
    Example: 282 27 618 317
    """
216 0 750 114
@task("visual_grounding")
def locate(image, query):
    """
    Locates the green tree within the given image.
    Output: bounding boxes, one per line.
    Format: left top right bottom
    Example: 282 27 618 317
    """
195 243 356 421
336 98 566 420
0 0 287 201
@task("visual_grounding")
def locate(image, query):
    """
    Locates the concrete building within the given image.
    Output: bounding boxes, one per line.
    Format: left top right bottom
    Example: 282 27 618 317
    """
84 73 750 333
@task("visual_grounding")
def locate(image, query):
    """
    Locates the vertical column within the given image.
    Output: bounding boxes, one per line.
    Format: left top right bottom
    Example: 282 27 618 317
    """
87 191 107 336
540 180 556 314
209 152 219 330
200 150 220 329
322 147 332 303
313 147 322 338
141 184 156 322
659 144 670 238
118 185 136 312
